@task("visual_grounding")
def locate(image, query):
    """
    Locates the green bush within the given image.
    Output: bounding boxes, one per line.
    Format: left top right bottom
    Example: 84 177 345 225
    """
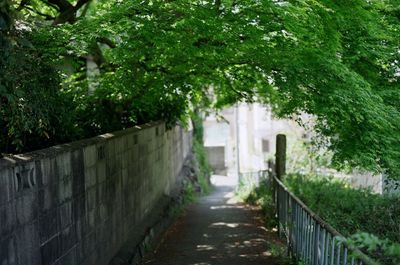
284 174 400 264
193 138 212 194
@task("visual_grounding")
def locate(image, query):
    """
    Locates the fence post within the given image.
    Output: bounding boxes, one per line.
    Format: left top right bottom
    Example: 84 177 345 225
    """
276 134 286 180
275 134 286 240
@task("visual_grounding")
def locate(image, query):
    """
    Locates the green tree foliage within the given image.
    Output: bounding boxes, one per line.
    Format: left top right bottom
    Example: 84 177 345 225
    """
0 0 79 152
1 0 399 178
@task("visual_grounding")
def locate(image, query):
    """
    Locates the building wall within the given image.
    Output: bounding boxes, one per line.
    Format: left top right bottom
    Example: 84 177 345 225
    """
203 103 305 177
0 122 192 265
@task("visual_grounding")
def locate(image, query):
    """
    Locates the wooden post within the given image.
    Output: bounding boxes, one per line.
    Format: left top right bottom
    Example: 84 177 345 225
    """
275 134 286 180
275 134 286 238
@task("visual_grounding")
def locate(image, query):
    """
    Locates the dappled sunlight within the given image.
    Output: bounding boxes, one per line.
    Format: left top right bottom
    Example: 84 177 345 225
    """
209 205 245 210
209 222 252 228
211 175 238 187
196 245 216 251
239 250 272 258
141 174 280 265
99 133 114 138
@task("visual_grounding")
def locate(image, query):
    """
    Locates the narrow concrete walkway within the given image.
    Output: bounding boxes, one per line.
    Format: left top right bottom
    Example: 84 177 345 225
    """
141 175 279 265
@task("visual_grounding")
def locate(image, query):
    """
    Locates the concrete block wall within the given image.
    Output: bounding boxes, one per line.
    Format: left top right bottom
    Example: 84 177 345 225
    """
0 122 192 265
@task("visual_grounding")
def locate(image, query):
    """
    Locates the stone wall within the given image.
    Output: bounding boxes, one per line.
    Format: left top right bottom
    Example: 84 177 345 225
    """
0 122 192 265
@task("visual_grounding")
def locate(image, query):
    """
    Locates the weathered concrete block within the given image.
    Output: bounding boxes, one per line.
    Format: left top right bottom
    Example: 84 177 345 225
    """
15 191 38 226
85 187 97 211
97 162 106 184
15 222 41 265
132 145 139 162
58 174 72 204
38 158 58 188
40 233 60 265
60 225 77 254
0 235 17 265
56 153 71 180
74 217 85 245
14 163 37 194
83 145 97 168
138 144 147 156
71 149 85 197
72 195 85 226
0 201 16 239
56 246 77 265
38 208 59 245
106 139 116 159
0 168 13 206
99 203 108 222
148 140 156 154
81 232 96 259
38 184 58 214
97 182 107 206
84 166 96 190
59 201 73 230
121 168 128 188
126 133 135 148
115 136 127 155
86 207 98 231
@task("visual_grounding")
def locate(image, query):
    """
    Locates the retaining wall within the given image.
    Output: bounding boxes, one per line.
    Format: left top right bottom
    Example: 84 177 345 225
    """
0 122 192 265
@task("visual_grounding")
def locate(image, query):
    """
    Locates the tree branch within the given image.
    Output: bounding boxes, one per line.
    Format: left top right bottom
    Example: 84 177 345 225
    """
23 5 55 20
52 0 91 24
47 0 73 12
16 0 30 11
97 37 116 48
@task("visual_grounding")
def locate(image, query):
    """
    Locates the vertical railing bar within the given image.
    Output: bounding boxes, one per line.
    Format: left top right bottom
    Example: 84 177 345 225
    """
336 244 341 265
300 208 306 258
298 204 303 258
313 222 320 265
343 247 348 265
330 237 335 265
286 190 290 241
351 257 355 265
324 233 330 265
306 216 311 265
289 196 294 257
321 229 326 265
307 214 311 265
277 185 281 238
309 217 314 265
293 200 297 257
295 199 300 257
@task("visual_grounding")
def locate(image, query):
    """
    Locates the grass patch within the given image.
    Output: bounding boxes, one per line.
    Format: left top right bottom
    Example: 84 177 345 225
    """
193 138 212 195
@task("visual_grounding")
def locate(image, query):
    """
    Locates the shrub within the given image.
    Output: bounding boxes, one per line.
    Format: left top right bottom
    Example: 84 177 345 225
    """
284 174 400 264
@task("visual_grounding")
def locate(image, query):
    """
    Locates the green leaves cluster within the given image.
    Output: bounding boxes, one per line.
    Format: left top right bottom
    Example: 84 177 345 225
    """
1 0 399 178
340 233 400 265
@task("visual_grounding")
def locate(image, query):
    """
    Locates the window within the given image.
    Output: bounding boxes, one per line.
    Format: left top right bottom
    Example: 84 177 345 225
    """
262 139 270 153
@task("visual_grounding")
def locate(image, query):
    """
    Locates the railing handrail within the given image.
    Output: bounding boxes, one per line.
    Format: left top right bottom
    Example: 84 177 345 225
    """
272 174 379 265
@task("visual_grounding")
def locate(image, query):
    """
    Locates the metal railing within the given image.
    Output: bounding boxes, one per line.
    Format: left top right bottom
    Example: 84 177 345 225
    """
273 175 378 265
239 169 378 265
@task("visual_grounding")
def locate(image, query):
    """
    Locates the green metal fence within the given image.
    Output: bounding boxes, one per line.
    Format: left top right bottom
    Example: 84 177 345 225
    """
240 170 378 265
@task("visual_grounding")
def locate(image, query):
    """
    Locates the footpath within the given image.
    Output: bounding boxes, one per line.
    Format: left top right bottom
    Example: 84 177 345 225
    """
141 175 280 265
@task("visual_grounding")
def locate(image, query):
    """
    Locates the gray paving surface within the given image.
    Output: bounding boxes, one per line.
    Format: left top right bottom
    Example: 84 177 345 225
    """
141 175 279 265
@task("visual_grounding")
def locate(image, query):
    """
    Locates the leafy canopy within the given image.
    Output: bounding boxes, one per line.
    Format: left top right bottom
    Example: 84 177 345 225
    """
2 0 400 178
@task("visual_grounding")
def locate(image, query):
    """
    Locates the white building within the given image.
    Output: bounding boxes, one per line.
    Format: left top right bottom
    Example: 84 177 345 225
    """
203 103 306 178
203 103 384 193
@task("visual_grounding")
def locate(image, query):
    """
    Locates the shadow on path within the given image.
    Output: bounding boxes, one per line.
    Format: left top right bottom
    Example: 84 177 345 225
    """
141 175 281 265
